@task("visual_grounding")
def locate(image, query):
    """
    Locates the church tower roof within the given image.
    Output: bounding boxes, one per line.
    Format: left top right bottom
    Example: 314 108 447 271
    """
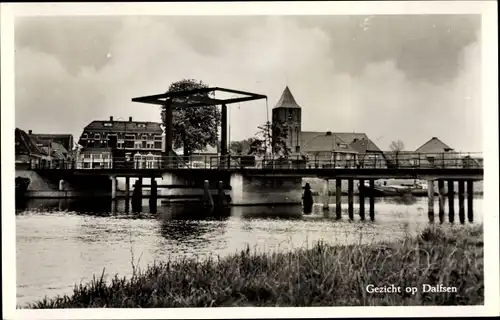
273 86 301 109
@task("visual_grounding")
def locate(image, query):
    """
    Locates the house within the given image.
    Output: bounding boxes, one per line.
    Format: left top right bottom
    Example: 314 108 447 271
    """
350 137 387 168
415 137 455 154
76 116 163 169
27 131 74 166
15 128 47 168
300 131 359 167
383 137 462 168
28 131 74 156
415 137 462 168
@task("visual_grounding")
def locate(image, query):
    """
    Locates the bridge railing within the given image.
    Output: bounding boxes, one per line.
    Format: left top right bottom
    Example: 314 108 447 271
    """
28 152 483 170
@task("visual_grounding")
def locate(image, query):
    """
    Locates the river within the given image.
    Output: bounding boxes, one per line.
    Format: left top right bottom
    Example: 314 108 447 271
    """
16 195 483 307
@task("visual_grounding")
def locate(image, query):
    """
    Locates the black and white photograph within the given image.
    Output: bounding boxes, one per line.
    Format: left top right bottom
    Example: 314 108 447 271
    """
1 1 498 319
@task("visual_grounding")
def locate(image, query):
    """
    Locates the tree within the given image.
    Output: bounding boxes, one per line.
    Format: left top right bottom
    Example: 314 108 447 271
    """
160 79 221 157
389 140 405 168
389 140 405 152
248 120 291 158
229 138 255 155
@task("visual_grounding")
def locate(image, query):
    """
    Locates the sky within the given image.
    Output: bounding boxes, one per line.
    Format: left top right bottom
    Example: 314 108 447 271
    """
14 14 482 152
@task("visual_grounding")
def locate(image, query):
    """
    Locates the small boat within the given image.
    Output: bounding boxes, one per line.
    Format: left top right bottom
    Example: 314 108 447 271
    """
358 180 429 197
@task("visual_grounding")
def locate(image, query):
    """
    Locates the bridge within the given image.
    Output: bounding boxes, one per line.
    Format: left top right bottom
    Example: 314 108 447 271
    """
30 152 484 179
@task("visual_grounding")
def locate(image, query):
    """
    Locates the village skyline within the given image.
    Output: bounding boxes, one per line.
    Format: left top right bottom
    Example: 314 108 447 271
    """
15 15 482 153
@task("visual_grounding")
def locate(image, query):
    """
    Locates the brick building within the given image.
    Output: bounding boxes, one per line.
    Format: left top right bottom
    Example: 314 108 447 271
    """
76 116 163 169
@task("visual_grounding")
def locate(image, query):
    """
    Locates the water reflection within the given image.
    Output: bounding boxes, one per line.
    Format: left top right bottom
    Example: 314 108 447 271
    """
16 195 483 307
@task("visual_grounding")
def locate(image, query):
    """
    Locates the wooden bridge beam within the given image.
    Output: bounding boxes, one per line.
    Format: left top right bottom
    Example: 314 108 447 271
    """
359 179 365 220
448 180 455 223
467 180 474 223
335 178 342 219
438 179 445 223
348 179 354 220
369 179 375 221
221 104 228 157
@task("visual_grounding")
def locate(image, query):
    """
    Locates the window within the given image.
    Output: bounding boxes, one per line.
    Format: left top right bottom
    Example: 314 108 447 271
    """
142 135 147 141
102 154 109 160
154 136 162 141
142 141 147 149
137 124 146 128
124 140 134 148
95 133 100 140
83 162 90 169
125 135 135 140
81 133 88 139
84 154 91 159
104 123 113 127
338 144 347 149
100 140 107 148
154 141 162 149
148 135 154 141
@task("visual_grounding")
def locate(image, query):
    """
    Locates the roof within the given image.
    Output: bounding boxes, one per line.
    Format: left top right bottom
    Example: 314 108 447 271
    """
42 141 68 160
83 120 163 134
31 134 74 151
350 138 383 153
334 132 369 145
15 128 46 156
273 86 301 109
300 131 358 153
415 137 454 153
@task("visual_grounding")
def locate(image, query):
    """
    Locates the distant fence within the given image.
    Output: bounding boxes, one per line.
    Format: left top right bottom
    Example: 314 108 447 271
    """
27 152 483 171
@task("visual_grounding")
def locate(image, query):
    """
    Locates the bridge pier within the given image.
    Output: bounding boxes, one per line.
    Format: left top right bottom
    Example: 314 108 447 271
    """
348 179 354 220
458 180 465 224
359 179 365 221
467 180 474 223
149 178 157 214
448 180 455 223
323 179 329 212
427 179 434 223
335 178 342 219
132 178 142 212
438 180 445 224
369 179 375 221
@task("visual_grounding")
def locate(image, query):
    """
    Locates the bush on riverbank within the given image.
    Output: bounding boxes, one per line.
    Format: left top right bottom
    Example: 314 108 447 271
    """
28 225 483 308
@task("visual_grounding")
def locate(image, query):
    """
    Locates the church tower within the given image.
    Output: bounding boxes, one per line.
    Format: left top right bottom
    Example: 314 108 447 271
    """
272 86 302 154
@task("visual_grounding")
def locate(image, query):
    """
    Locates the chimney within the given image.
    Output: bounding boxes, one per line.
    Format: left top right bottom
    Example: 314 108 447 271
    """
28 130 32 135
326 131 332 136
110 116 113 121
129 117 133 122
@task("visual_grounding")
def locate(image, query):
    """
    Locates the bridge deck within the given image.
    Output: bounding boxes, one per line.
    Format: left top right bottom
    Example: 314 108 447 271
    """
26 153 484 180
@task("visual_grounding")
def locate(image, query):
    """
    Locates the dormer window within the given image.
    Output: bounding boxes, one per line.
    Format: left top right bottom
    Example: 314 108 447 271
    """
104 123 113 127
82 133 88 139
137 123 146 128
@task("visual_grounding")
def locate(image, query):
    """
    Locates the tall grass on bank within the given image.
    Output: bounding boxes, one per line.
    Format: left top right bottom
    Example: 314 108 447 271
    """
28 225 483 308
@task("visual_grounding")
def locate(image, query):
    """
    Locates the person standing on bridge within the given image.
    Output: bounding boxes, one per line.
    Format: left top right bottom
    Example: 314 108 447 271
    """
302 183 314 215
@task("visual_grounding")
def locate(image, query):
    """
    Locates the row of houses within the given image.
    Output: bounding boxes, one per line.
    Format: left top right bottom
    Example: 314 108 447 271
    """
15 128 74 168
15 87 480 170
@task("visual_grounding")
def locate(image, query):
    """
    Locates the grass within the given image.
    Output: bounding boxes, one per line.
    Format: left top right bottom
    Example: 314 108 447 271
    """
27 224 483 308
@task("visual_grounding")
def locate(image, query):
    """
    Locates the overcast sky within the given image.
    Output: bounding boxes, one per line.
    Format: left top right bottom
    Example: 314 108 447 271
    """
15 15 482 152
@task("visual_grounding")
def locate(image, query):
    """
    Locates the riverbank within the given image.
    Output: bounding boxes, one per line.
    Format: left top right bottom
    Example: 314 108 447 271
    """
27 224 483 308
